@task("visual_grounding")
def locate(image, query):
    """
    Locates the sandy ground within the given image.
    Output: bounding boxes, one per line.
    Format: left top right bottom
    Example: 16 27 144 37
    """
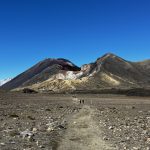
58 105 115 150
0 92 150 150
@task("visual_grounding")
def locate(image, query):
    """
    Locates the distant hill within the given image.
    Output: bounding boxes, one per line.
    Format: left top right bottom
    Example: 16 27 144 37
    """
1 53 150 92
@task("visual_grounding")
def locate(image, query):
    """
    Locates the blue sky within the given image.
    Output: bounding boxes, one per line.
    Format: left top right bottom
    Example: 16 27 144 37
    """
0 0 150 79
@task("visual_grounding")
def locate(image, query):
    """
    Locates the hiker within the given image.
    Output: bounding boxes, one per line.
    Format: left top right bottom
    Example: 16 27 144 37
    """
82 99 85 104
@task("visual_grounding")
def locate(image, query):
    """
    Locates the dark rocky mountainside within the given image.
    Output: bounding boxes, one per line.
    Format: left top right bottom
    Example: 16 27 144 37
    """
1 53 150 92
96 53 150 85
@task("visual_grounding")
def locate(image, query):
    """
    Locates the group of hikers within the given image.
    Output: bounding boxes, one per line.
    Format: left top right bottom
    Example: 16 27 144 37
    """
80 99 84 104
72 95 85 104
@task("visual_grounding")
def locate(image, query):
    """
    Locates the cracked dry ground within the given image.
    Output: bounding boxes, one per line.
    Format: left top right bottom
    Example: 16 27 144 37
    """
0 92 150 150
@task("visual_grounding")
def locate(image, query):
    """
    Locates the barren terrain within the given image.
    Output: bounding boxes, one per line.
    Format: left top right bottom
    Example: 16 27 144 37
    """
0 91 150 150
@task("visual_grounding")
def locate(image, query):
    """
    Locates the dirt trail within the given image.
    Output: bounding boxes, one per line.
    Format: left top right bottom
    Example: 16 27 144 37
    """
58 105 116 150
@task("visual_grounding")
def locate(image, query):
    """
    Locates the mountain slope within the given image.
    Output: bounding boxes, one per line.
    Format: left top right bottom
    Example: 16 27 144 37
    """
1 58 80 90
95 53 150 85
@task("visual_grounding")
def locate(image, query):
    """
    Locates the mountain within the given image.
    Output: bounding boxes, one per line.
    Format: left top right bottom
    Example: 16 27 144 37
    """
1 59 80 90
0 78 12 86
1 53 150 92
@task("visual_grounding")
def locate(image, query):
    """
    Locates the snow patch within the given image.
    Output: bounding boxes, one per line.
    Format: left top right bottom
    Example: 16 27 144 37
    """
0 78 12 86
66 62 74 67
56 74 65 80
55 71 84 80
66 71 83 80
66 71 76 80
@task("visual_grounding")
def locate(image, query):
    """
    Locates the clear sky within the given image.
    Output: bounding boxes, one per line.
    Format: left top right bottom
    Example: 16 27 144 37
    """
0 0 150 79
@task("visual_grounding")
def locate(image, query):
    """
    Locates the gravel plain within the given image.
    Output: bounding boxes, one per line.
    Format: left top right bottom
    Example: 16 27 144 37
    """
0 92 150 150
